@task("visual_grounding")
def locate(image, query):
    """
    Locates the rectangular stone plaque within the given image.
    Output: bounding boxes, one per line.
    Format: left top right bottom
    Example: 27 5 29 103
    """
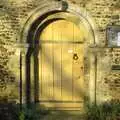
107 25 120 47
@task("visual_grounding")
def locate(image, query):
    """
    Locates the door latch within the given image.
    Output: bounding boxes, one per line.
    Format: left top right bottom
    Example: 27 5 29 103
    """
73 53 79 60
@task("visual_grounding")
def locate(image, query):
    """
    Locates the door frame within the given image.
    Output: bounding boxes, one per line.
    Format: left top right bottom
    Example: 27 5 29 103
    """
20 0 97 107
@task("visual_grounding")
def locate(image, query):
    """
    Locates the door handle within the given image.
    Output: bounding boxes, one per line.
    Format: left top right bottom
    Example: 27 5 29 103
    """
73 53 79 60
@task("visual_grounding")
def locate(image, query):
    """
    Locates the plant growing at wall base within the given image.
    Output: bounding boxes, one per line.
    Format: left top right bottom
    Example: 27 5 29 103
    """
85 100 120 120
17 103 50 120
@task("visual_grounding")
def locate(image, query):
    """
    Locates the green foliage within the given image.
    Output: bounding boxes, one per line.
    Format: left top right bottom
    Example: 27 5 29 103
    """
85 100 120 120
0 103 50 120
19 111 25 120
17 104 50 120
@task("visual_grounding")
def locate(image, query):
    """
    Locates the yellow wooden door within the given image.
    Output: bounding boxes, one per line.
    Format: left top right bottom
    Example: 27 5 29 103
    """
38 20 84 110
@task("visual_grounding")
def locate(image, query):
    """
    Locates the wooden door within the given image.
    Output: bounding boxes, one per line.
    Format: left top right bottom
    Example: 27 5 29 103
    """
38 20 85 110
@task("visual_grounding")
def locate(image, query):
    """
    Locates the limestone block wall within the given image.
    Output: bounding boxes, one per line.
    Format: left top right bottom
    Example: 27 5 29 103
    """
0 0 120 104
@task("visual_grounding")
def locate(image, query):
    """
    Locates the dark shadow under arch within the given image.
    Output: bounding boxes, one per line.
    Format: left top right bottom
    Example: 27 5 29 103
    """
26 16 65 104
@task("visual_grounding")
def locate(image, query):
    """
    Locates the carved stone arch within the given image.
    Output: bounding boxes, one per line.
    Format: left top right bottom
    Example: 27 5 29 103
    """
20 0 97 108
21 1 96 44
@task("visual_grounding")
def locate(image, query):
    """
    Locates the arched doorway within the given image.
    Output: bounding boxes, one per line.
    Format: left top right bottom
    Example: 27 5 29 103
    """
21 1 96 110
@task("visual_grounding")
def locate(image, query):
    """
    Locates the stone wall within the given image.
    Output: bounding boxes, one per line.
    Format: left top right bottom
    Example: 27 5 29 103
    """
0 0 120 104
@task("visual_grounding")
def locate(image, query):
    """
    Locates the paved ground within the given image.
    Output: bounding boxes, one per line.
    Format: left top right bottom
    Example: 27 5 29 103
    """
42 111 85 120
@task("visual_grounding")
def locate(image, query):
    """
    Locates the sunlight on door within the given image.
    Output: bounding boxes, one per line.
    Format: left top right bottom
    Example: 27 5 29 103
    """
38 20 85 109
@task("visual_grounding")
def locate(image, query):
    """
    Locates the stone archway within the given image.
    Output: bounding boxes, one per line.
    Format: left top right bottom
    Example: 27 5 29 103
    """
21 0 96 110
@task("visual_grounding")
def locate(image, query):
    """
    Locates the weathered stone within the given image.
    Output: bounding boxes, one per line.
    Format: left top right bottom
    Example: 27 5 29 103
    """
0 0 120 110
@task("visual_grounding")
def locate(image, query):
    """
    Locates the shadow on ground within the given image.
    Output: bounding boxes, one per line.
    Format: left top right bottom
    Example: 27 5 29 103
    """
0 100 120 120
0 101 84 120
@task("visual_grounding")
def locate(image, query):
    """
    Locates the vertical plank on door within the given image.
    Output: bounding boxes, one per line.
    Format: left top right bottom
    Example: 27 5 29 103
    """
53 43 62 101
61 44 73 101
39 44 53 100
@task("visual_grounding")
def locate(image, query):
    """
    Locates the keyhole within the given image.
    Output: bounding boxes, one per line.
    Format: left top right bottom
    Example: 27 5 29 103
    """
73 53 79 60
